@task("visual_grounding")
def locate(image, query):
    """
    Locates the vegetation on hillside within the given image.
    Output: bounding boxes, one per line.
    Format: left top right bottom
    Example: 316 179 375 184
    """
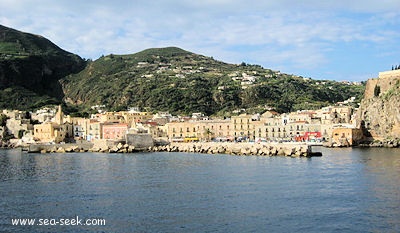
0 24 86 110
62 47 365 115
0 24 365 115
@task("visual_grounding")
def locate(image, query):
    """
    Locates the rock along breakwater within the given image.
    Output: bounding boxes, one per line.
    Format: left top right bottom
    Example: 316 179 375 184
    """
28 141 321 157
150 142 321 157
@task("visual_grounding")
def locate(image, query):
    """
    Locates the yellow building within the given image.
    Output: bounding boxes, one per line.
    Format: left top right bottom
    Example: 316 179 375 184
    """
96 112 125 123
120 111 153 127
331 127 364 146
166 119 232 142
33 105 73 143
33 123 73 143
231 114 254 139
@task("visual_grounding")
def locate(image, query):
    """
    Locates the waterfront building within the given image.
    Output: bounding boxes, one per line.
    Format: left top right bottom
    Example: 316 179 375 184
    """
331 126 364 146
254 117 321 142
33 122 73 143
231 114 255 140
166 119 232 142
33 106 73 143
102 123 129 140
87 120 103 141
70 117 90 140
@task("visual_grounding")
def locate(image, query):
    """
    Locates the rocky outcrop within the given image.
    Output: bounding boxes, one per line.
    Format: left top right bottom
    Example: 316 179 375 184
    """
358 138 400 148
359 95 400 140
358 70 400 141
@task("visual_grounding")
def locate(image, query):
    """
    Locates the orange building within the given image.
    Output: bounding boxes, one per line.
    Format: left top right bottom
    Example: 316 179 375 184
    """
102 123 128 140
331 127 364 146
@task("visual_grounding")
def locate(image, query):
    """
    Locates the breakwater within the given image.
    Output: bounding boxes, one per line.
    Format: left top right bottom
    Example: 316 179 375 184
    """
28 141 321 157
28 142 94 153
151 142 319 157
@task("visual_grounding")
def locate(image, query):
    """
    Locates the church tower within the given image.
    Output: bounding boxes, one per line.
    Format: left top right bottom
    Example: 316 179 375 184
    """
55 105 64 125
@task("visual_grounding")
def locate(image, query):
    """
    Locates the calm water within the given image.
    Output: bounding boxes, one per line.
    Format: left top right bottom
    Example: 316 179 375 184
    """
0 147 399 233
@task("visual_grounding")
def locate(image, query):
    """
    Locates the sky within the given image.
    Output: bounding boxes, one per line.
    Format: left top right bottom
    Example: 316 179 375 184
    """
1 0 399 81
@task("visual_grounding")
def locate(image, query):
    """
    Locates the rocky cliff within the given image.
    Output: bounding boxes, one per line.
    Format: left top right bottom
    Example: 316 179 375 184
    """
358 69 400 140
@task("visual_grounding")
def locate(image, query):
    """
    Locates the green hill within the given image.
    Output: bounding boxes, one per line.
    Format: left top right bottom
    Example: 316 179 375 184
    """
0 24 86 109
62 47 365 115
0 25 365 115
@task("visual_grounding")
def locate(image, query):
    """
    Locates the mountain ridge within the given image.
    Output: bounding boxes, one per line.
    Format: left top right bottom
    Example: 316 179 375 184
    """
0 24 364 115
0 24 86 109
61 46 364 115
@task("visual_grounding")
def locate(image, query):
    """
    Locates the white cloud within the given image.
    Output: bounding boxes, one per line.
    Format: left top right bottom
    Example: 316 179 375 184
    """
0 0 399 80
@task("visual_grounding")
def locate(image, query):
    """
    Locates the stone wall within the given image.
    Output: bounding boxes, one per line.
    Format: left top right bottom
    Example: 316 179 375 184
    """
364 70 400 100
126 133 154 149
363 78 379 100
378 69 400 79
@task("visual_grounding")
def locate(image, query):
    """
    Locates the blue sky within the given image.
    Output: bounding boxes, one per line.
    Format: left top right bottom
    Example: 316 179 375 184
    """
1 0 399 81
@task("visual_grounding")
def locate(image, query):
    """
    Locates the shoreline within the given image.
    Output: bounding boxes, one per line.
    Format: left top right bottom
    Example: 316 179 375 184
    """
21 141 321 157
152 142 320 157
2 139 399 156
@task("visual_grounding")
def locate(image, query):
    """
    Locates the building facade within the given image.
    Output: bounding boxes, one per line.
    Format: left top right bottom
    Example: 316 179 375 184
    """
102 123 129 140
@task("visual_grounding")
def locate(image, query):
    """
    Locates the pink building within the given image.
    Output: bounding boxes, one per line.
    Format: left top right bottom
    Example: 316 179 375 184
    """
102 123 128 140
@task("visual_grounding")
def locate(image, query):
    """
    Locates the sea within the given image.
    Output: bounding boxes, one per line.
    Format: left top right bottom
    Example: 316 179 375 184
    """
0 147 399 233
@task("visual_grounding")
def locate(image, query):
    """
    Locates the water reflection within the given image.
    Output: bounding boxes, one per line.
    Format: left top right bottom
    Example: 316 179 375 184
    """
1 148 400 232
